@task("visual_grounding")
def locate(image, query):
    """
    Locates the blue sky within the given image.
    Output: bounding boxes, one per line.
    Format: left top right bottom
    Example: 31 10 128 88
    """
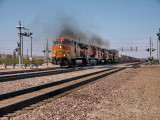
0 0 160 58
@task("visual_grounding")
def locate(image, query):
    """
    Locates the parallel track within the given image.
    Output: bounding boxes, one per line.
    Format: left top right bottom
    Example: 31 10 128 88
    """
0 67 90 82
0 62 141 83
0 67 124 116
0 62 141 117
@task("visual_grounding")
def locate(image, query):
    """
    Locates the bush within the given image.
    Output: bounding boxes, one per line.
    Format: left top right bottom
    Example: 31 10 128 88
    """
153 60 159 63
6 55 12 58
0 57 45 65
32 58 44 65
0 58 15 64
23 58 30 64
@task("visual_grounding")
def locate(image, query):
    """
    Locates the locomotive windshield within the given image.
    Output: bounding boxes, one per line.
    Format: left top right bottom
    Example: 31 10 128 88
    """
54 41 61 46
62 41 71 46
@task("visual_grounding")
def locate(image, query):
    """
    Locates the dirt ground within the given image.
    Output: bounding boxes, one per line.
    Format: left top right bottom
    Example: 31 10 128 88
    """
87 65 160 120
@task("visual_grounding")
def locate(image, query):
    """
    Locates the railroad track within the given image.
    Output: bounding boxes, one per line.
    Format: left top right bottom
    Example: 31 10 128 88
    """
0 67 126 117
0 67 58 75
0 62 140 83
0 62 141 117
0 62 140 76
0 67 91 82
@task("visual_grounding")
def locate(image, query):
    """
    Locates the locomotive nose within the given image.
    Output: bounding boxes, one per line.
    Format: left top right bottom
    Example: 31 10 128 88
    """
52 45 64 58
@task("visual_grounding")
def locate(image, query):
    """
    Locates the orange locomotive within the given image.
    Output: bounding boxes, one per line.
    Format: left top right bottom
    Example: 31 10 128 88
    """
52 38 120 66
52 38 72 66
52 38 140 66
52 38 90 66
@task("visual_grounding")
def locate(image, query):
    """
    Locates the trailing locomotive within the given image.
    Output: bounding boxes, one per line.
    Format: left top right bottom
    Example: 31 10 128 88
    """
52 38 139 66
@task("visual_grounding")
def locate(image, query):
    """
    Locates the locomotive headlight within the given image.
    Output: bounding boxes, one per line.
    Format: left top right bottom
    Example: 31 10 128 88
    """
63 54 66 56
60 45 62 49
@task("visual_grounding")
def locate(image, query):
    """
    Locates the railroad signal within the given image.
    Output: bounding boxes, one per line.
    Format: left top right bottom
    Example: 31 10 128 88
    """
157 30 160 41
43 39 50 66
29 32 33 36
146 48 149 52
152 48 156 52
16 21 33 68
146 38 156 64
145 48 155 52
157 28 160 63
15 48 18 52
21 32 33 37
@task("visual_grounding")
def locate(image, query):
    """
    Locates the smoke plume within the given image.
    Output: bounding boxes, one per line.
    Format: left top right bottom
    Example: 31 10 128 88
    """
57 24 87 43
32 13 110 48
56 16 109 48
88 34 103 46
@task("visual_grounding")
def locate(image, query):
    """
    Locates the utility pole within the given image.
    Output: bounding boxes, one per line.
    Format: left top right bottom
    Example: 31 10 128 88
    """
29 36 33 69
30 36 33 57
42 39 51 67
150 37 152 56
145 37 155 64
46 39 49 66
16 22 33 69
157 28 160 63
16 21 24 68
157 38 159 60
21 35 23 68
27 49 28 60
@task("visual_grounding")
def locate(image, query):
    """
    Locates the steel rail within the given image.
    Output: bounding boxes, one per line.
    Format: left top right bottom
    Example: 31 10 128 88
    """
0 67 123 116
0 62 141 116
0 67 115 101
0 67 58 75
0 67 89 82
0 62 141 76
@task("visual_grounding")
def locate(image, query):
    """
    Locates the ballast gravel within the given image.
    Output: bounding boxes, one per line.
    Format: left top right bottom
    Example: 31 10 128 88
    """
8 65 160 120
0 68 107 94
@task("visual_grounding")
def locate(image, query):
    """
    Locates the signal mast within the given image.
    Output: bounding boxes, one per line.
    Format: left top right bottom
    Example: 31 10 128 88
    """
145 37 155 64
157 28 160 63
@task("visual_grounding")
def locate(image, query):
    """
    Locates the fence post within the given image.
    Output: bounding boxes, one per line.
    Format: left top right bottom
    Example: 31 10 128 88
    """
13 63 15 69
25 64 27 69
36 64 38 69
5 64 7 69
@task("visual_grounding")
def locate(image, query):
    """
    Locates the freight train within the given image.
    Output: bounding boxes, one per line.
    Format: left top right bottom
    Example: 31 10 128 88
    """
52 38 140 67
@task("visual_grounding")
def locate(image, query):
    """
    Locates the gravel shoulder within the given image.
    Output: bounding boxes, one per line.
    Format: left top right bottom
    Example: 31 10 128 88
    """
3 64 160 120
87 66 160 120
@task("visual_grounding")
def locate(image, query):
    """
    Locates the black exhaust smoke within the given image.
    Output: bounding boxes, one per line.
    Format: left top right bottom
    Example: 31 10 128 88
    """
57 17 109 48
57 24 87 43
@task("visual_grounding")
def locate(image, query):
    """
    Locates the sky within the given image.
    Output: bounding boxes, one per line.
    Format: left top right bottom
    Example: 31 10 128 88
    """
0 0 160 59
